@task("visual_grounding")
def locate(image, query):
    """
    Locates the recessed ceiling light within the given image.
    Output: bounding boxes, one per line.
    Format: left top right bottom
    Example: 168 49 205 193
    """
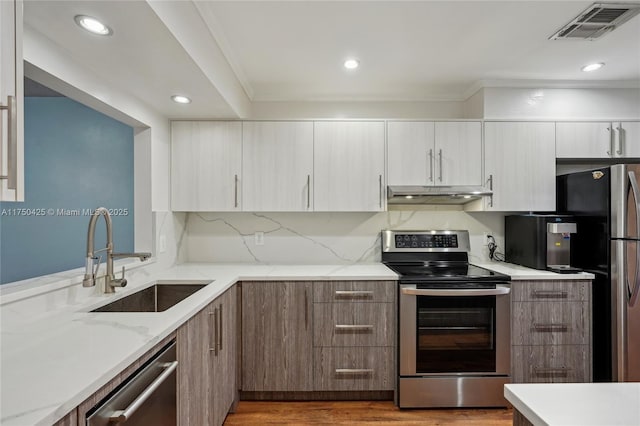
171 95 191 104
581 62 605 72
74 15 112 36
344 59 359 70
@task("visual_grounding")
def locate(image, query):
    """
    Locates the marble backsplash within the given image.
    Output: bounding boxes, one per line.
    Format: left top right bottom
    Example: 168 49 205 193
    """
184 210 507 264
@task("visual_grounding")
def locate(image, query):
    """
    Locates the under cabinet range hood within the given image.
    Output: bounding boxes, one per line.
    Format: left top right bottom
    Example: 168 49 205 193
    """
387 185 492 205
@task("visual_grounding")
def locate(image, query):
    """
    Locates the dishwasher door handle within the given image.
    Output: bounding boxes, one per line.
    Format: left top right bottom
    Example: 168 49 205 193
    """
109 360 178 423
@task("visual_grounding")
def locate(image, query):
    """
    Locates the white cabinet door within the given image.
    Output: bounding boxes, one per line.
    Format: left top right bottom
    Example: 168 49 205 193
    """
171 121 242 211
616 122 640 158
0 0 23 201
242 121 313 211
387 121 482 187
387 121 435 185
556 122 613 158
435 121 482 186
484 122 556 212
314 121 385 212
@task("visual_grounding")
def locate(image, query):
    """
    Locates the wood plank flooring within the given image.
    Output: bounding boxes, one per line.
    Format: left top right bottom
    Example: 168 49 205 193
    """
224 401 513 425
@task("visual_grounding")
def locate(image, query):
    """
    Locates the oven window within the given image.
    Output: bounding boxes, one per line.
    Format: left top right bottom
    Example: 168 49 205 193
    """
416 295 495 373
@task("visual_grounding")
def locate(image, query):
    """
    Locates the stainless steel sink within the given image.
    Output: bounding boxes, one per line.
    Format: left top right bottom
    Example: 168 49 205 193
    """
91 280 212 313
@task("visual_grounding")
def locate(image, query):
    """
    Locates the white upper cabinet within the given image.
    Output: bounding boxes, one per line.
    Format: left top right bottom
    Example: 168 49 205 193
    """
387 121 482 186
0 0 23 202
556 121 640 159
242 121 313 211
171 121 242 211
484 122 556 212
313 121 385 212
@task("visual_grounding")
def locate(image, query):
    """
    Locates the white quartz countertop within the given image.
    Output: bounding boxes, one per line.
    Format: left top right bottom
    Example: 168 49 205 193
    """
473 262 595 280
0 263 397 426
505 383 640 426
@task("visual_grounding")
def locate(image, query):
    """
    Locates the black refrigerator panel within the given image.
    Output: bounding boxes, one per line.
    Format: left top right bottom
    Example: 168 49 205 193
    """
556 167 610 216
591 271 613 382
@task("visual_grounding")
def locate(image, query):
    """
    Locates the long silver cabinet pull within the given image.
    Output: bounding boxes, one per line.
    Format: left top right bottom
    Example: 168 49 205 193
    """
0 96 17 189
335 324 374 330
607 126 613 156
402 286 510 297
109 361 179 423
378 175 383 208
487 174 493 208
209 309 218 355
234 174 239 208
428 149 433 182
532 323 569 332
531 290 568 299
307 174 311 209
304 289 309 329
218 304 223 351
335 368 373 374
533 367 571 377
616 126 623 155
438 149 443 182
335 290 374 297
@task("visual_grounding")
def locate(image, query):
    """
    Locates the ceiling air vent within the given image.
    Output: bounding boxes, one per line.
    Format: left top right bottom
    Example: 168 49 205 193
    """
550 2 640 40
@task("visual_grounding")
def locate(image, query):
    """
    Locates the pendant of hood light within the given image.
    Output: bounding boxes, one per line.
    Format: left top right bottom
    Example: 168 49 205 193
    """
74 15 113 36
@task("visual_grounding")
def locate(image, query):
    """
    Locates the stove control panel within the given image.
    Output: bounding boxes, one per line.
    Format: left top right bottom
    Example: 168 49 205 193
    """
394 233 458 248
382 230 470 253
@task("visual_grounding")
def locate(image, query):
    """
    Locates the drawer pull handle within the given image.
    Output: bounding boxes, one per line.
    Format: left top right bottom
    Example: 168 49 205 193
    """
533 323 569 332
335 368 373 374
533 367 571 377
531 290 568 299
335 290 374 297
335 324 374 331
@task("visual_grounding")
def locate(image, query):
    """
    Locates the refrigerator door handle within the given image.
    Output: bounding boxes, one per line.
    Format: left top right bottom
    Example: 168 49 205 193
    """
625 171 640 306
628 171 640 239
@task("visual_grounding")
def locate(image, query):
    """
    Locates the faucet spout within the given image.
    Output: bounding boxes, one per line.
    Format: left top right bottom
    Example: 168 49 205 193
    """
83 207 113 288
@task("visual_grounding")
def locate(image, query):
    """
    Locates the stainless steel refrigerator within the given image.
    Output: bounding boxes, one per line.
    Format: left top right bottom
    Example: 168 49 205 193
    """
557 164 640 382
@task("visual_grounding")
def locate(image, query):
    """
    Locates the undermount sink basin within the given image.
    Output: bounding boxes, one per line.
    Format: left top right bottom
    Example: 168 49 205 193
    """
91 280 212 313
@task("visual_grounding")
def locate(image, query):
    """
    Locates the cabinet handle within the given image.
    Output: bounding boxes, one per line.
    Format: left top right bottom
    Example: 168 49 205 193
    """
438 149 443 182
335 324 374 331
533 367 571 377
531 290 568 299
487 174 493 208
607 127 613 156
532 323 569 332
335 290 374 298
304 288 309 330
234 174 239 208
335 368 373 374
218 304 223 351
0 96 17 189
428 149 433 182
616 125 623 155
379 175 383 208
209 310 218 355
306 174 311 209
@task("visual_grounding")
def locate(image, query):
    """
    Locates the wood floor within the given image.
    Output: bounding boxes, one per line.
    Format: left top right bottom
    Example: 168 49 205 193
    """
224 401 513 425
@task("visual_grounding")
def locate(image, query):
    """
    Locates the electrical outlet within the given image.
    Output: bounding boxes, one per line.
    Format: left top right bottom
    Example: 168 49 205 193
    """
255 231 264 246
159 235 167 253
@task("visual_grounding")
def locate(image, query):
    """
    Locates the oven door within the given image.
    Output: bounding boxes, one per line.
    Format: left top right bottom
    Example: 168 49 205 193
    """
399 283 510 377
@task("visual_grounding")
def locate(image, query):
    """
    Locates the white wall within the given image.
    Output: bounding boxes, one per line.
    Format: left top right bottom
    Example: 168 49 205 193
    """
184 210 505 265
483 87 640 120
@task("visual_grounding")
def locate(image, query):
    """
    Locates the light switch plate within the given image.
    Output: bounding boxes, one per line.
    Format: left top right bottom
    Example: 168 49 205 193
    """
255 231 264 246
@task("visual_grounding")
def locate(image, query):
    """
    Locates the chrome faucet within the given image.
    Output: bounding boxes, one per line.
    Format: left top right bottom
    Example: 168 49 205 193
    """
82 207 152 293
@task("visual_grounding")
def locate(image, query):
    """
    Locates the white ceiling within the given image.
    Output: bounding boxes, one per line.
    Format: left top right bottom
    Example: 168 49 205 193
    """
22 0 640 118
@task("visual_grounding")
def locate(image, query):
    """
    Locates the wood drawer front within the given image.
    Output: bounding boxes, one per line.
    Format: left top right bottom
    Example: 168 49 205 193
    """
314 347 395 391
313 302 395 347
512 345 591 383
313 281 396 303
512 301 589 345
511 280 590 302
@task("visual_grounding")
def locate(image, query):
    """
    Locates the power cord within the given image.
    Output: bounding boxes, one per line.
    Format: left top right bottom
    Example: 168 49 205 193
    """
487 235 505 262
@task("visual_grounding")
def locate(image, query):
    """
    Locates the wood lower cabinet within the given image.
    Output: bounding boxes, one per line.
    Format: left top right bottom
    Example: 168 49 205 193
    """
52 410 77 426
313 347 395 391
241 281 314 392
510 280 592 383
178 286 237 426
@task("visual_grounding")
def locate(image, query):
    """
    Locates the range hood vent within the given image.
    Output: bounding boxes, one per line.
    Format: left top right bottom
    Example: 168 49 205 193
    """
550 3 640 40
387 185 492 205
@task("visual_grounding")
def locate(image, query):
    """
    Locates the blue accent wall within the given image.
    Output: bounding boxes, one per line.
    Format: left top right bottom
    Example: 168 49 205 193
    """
0 97 134 284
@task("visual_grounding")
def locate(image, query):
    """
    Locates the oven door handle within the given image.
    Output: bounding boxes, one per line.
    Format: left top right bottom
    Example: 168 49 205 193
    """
401 286 510 297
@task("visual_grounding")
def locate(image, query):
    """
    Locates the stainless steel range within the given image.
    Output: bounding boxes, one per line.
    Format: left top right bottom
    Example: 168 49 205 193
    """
382 230 511 408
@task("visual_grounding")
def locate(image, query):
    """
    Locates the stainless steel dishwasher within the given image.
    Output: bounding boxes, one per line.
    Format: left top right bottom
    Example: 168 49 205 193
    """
86 341 177 425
